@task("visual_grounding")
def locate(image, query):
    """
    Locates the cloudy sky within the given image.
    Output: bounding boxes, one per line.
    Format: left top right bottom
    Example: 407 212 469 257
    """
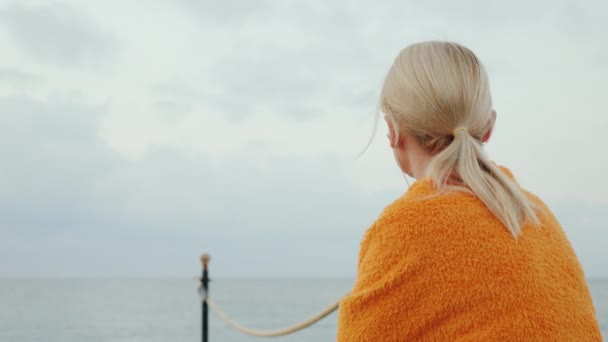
0 0 606 278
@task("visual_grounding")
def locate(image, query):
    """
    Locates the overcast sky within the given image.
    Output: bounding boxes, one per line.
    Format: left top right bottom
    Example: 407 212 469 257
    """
0 0 606 278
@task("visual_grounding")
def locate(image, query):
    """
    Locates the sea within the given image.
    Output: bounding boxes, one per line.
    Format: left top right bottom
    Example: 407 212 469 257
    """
0 278 605 341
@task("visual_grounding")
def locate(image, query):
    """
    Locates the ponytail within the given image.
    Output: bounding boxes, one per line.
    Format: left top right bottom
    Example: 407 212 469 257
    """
425 129 539 237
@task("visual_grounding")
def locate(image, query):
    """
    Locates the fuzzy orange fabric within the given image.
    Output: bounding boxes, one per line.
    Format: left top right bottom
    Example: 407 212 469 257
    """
337 168 601 341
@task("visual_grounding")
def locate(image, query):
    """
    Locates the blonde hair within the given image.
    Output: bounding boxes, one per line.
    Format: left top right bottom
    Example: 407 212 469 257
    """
380 41 539 237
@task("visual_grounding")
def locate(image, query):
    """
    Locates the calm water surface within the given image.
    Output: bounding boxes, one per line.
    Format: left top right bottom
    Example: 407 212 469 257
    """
0 278 605 341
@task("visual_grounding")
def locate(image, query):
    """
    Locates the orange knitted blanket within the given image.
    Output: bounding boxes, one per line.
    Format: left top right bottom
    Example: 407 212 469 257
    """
337 169 601 341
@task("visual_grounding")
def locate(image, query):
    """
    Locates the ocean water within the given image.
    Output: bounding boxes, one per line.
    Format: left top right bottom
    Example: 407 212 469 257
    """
0 278 605 341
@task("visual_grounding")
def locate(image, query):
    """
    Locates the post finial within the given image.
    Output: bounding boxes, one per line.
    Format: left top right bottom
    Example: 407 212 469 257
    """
200 253 211 270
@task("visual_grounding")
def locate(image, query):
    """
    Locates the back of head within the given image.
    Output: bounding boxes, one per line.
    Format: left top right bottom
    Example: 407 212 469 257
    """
380 41 538 237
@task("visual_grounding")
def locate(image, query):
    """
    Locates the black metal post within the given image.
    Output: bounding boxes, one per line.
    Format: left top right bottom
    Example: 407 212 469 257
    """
201 254 210 342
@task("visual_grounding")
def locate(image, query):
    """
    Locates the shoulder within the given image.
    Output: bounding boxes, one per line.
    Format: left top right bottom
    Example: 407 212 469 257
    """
375 180 479 230
354 183 477 291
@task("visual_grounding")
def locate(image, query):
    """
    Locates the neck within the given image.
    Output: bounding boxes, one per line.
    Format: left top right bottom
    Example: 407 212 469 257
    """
396 134 434 179
408 147 433 179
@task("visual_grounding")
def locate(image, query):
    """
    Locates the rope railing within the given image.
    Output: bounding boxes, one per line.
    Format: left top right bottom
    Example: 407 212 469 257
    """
203 296 343 337
198 253 346 340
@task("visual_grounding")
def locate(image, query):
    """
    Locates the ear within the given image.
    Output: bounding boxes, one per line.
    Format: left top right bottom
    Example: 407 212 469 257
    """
384 115 403 148
384 115 398 148
481 110 497 143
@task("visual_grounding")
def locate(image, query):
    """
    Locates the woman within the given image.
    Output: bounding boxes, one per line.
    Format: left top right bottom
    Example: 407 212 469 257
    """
336 41 601 341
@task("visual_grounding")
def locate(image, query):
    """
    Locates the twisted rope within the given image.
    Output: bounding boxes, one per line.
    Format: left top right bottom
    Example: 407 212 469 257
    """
201 291 345 337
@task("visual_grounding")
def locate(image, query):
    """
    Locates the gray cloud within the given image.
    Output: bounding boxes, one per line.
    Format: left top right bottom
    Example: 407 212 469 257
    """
174 0 271 26
95 149 392 277
1 0 606 278
170 1 384 121
0 95 117 238
0 67 40 86
0 93 394 277
0 2 119 68
204 63 327 121
148 83 201 122
179 0 608 123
